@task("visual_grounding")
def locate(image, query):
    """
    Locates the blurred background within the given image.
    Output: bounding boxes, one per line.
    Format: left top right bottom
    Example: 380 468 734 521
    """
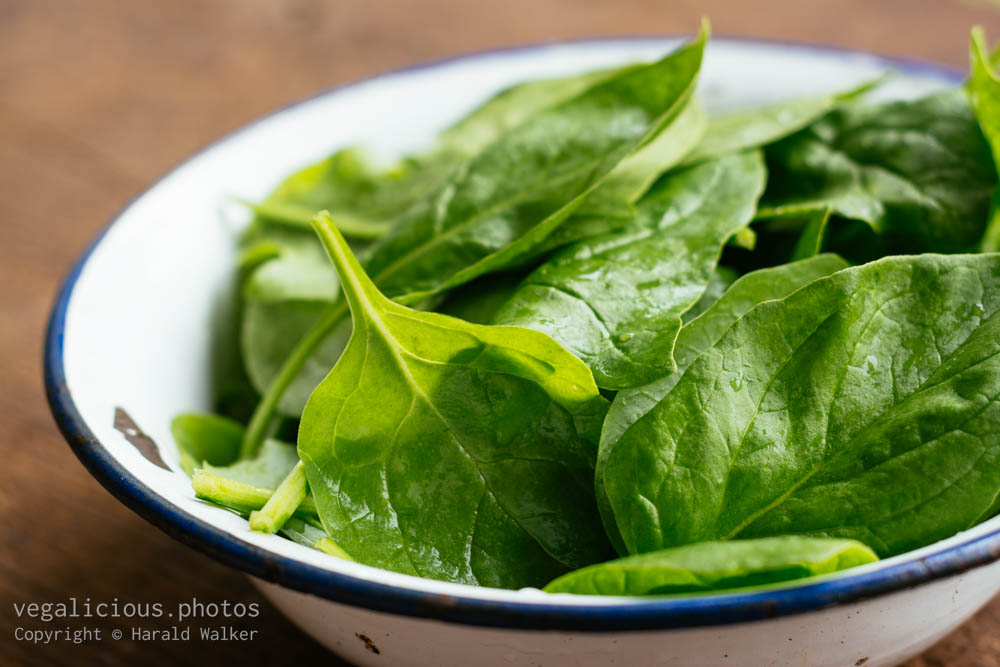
2 1 999 664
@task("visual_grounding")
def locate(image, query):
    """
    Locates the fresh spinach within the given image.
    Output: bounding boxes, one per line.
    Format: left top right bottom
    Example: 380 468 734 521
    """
543 536 877 595
493 151 765 389
683 78 881 165
297 214 611 588
241 28 708 456
177 27 1000 596
603 253 1000 556
760 91 996 253
596 254 850 554
249 147 459 239
171 413 244 475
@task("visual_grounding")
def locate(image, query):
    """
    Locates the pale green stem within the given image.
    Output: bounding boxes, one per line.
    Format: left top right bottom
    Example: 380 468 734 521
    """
192 469 318 523
249 461 308 534
239 300 348 459
314 538 355 561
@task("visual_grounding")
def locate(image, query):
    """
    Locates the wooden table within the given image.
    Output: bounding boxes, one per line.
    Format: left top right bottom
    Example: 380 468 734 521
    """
3 1 999 664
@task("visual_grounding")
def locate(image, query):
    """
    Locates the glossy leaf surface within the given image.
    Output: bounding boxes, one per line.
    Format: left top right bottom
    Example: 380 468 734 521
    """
604 254 1000 556
493 151 765 389
298 215 611 588
543 536 877 595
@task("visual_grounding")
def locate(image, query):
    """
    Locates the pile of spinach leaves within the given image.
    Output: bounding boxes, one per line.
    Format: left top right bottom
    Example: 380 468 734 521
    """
174 27 1000 596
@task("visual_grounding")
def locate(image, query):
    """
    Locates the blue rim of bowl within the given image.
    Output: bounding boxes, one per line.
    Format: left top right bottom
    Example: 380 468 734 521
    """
44 36 1000 632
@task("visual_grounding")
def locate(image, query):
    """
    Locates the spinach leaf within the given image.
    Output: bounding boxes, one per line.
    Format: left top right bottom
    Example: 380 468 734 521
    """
596 254 849 554
683 79 880 165
439 67 625 155
760 91 996 253
443 69 706 220
297 214 611 588
364 28 708 304
970 28 1000 252
436 270 529 325
241 298 353 416
171 413 244 475
543 536 877 595
249 148 458 239
682 266 738 324
603 253 1000 557
202 438 301 489
575 97 706 218
492 151 765 390
242 29 708 456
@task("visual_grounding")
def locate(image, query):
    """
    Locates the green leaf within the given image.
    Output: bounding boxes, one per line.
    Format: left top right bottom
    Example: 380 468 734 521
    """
543 536 877 595
596 254 849 554
242 28 709 455
364 28 708 304
969 28 1000 252
575 97 707 217
298 214 612 588
202 438 301 489
241 226 340 304
171 413 244 475
436 270 529 324
241 298 352 416
603 253 1000 556
492 151 766 389
250 148 458 239
682 266 738 324
439 67 625 155
760 91 996 253
790 207 832 260
683 78 881 164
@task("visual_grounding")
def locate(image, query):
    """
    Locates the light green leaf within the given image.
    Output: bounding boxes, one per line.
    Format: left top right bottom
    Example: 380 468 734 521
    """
202 438 301 489
683 78 881 164
543 536 877 595
251 148 458 239
171 413 244 476
298 214 612 588
969 28 1000 251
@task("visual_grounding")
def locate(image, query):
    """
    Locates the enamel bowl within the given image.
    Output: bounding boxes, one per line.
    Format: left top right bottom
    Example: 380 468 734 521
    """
45 37 1000 667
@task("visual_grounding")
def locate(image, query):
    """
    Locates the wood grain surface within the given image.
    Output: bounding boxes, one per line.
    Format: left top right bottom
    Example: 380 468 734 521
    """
3 1 999 665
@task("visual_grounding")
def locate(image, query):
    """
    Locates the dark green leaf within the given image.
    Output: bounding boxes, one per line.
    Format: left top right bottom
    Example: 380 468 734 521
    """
493 151 766 389
760 91 995 252
603 253 1000 556
683 78 881 164
682 266 738 324
596 254 849 554
241 29 709 452
362 28 708 303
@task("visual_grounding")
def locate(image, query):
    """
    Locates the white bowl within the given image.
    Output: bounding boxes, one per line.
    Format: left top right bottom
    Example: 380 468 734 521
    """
45 37 1000 667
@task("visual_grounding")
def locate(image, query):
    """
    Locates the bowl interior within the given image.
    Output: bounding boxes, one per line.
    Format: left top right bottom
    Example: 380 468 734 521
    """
51 36 997 612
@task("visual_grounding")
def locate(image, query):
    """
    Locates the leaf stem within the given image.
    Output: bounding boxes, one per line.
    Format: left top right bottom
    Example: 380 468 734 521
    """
192 469 319 523
239 299 348 458
314 537 355 560
249 461 308 534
